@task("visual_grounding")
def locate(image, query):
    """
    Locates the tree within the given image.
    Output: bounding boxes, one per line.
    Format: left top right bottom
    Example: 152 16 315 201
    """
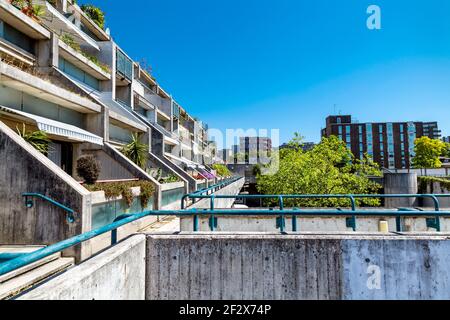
256 135 382 207
412 137 447 174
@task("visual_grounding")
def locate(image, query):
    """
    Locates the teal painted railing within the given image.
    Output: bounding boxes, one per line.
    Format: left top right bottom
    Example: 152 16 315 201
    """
182 193 450 232
181 176 242 209
2 205 450 276
22 193 75 223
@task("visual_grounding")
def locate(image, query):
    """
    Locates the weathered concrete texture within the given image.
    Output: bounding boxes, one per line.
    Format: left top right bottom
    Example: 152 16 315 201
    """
384 173 418 208
0 121 91 261
188 178 245 210
342 239 450 299
145 234 450 300
18 235 147 300
146 234 343 300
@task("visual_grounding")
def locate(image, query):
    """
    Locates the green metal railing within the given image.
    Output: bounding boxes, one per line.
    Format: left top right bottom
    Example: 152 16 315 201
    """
181 176 242 209
181 193 450 232
22 193 76 223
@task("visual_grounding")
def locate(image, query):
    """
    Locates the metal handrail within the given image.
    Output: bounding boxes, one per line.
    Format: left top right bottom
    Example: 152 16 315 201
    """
181 176 242 209
2 207 450 276
22 193 76 223
182 193 450 232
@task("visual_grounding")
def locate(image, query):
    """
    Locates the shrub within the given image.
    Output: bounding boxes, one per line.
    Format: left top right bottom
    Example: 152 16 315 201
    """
76 155 100 184
212 164 232 177
80 4 105 29
16 124 51 154
85 181 155 208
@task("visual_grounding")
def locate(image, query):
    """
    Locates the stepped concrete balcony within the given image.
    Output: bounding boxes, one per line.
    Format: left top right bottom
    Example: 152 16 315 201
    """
0 1 50 65
34 0 100 51
58 39 111 81
66 0 110 42
0 61 101 114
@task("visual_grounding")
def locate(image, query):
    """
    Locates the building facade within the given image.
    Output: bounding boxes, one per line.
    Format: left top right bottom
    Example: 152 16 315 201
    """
239 137 272 164
321 115 441 169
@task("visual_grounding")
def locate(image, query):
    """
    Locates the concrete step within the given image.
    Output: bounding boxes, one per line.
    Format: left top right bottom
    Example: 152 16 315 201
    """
0 251 61 284
0 257 74 300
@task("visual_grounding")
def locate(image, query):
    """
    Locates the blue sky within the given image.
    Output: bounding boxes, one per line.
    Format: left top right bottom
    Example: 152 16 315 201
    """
83 0 450 147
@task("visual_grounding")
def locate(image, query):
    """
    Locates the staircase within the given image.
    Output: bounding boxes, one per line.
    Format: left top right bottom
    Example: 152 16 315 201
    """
0 246 74 300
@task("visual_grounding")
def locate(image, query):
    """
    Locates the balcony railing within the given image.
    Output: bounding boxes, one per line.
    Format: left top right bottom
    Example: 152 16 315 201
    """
116 49 133 81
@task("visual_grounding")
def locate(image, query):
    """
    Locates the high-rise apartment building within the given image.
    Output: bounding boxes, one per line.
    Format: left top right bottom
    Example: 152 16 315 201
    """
321 115 441 169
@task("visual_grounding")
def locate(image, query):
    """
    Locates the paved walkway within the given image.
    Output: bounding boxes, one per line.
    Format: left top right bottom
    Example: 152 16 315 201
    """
140 217 180 233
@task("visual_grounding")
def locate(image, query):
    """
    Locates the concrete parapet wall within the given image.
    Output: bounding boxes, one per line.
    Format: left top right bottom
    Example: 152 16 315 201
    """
145 234 450 300
0 120 91 261
18 235 146 300
384 173 418 208
180 215 450 233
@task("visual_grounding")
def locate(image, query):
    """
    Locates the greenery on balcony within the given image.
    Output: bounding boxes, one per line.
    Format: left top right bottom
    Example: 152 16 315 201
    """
60 33 111 74
8 0 46 20
85 181 155 208
212 164 232 177
80 4 105 30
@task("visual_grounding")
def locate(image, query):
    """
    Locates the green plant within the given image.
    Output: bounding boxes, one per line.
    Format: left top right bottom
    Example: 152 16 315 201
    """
412 137 448 172
16 124 51 154
76 155 100 184
9 0 45 19
418 176 450 193
60 33 110 73
85 181 155 208
80 4 105 29
212 164 232 177
161 174 180 184
256 135 382 208
121 133 149 169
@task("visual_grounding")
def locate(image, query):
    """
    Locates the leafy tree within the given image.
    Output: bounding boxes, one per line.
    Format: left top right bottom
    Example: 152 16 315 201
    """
121 133 148 169
412 137 447 172
256 135 382 207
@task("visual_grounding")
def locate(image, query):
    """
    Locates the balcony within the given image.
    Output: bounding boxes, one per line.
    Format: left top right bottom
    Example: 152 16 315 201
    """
0 1 50 40
34 0 100 51
58 40 111 81
116 49 133 83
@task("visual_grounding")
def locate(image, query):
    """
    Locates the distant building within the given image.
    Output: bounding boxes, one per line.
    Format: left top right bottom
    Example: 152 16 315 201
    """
219 149 233 164
280 142 316 152
321 115 441 169
239 137 272 165
443 137 450 143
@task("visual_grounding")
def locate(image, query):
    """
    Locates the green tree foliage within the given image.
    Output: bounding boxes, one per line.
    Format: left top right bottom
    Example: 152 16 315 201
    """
212 164 232 177
121 133 148 169
80 4 105 29
412 137 447 169
256 135 382 207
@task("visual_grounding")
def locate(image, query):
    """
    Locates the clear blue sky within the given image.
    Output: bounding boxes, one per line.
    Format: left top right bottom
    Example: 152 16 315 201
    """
82 0 450 146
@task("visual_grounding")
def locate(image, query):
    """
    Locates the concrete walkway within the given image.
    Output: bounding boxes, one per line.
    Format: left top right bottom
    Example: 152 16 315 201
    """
140 217 180 233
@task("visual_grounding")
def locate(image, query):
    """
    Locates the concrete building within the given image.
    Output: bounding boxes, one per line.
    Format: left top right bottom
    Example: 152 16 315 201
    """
239 136 272 164
0 0 222 259
321 115 441 169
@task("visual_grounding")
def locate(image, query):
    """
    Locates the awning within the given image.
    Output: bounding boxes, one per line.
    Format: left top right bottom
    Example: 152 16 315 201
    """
0 106 104 145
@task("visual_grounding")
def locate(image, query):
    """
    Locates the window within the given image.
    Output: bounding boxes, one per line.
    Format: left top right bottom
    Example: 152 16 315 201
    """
59 58 100 90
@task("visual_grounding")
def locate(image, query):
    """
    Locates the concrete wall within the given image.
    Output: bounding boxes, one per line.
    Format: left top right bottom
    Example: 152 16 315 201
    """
18 235 146 300
0 121 92 261
145 234 450 300
384 173 418 208
180 215 450 233
421 180 450 208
